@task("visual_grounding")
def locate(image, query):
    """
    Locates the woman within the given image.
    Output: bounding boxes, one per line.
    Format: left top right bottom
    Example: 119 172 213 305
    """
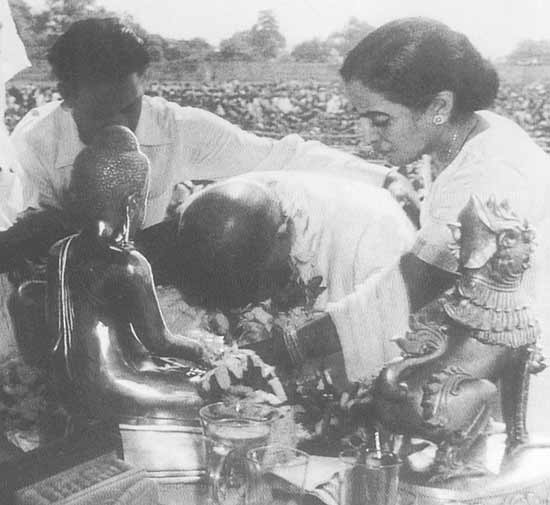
340 18 550 433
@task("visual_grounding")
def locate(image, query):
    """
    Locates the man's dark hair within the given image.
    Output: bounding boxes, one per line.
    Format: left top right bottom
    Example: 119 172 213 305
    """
48 17 151 93
340 17 499 116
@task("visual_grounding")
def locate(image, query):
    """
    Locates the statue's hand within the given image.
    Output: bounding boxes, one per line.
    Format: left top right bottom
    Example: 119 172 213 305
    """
199 347 287 404
171 329 225 367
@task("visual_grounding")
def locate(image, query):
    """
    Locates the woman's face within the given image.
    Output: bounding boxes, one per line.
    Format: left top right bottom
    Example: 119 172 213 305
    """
345 80 433 166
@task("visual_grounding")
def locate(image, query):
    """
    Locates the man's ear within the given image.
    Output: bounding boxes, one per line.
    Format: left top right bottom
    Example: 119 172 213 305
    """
426 90 455 123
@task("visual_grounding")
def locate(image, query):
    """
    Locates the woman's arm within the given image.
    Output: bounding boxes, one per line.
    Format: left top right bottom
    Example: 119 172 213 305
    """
243 314 341 368
399 253 456 313
251 254 455 370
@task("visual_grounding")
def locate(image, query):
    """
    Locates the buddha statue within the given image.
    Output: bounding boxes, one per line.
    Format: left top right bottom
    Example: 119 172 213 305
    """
45 125 214 422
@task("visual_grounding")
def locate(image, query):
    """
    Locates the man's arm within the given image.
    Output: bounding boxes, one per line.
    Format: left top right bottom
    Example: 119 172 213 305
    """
177 107 392 187
0 207 76 272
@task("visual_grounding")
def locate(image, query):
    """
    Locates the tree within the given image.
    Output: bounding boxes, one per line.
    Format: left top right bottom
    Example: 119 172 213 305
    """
10 0 154 62
42 0 101 37
181 38 214 61
9 0 219 64
219 30 255 60
291 38 331 62
144 33 165 62
249 10 285 59
507 39 550 65
326 17 374 57
14 0 116 58
8 0 44 59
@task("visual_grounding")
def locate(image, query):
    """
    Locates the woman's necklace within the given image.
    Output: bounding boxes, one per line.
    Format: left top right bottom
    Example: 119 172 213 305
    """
430 116 480 181
445 117 480 166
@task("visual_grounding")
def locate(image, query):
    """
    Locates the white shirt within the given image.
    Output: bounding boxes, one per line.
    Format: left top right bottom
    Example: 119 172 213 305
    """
11 95 389 227
237 171 416 382
413 110 550 432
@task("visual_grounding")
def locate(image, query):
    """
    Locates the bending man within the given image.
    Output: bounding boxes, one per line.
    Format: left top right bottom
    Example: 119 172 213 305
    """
172 171 416 383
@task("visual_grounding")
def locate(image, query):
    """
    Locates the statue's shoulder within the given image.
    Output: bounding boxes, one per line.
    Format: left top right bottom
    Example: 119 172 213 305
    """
118 246 154 278
48 234 78 264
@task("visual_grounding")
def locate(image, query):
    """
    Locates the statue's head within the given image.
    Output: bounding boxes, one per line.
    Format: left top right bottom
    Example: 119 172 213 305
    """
174 178 293 309
449 195 535 280
67 125 150 242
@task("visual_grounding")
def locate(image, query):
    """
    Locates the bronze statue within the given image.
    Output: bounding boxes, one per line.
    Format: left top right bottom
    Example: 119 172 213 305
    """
46 125 212 422
373 195 545 480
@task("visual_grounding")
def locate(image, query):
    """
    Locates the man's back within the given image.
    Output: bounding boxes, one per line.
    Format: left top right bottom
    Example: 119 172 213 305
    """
237 170 415 304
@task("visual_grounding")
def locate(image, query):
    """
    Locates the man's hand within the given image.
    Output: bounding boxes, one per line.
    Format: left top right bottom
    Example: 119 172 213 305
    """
384 170 421 228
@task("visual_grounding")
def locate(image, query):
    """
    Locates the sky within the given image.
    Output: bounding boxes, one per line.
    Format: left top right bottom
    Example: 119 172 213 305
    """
24 0 550 59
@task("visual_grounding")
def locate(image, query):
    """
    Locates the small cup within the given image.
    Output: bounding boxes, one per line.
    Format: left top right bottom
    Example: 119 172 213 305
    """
246 445 310 505
199 402 280 505
338 448 401 505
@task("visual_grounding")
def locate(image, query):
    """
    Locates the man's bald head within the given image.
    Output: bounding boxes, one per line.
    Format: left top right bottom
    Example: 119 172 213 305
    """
175 178 288 308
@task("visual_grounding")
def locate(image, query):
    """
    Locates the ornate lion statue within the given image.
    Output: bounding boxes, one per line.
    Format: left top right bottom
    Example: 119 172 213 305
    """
373 195 545 480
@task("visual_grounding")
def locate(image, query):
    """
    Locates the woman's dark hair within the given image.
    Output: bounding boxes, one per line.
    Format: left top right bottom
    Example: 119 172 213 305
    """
340 17 499 115
47 17 150 93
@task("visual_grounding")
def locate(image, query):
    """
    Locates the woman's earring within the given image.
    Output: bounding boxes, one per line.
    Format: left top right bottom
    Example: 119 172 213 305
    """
433 115 445 125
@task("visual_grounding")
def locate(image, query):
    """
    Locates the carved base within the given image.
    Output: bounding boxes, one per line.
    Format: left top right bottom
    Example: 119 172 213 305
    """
399 434 550 505
119 418 206 483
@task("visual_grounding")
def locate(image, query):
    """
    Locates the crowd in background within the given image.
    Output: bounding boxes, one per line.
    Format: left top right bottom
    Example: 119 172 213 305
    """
5 80 550 153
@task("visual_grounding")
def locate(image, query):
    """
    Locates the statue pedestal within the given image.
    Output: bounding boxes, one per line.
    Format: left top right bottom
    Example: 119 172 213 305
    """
399 434 550 505
119 418 205 484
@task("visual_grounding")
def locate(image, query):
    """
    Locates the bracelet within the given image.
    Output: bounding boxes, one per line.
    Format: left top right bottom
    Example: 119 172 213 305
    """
282 326 305 366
